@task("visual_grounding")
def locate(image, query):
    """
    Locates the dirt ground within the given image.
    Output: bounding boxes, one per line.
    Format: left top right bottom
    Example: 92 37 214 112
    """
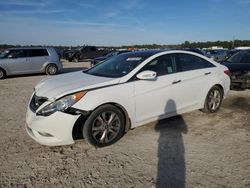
0 61 249 187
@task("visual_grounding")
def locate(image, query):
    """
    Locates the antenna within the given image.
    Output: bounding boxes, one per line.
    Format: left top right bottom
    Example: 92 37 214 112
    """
232 36 235 49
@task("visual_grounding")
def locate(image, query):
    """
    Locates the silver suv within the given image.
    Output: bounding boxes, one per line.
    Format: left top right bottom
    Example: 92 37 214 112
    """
0 47 62 79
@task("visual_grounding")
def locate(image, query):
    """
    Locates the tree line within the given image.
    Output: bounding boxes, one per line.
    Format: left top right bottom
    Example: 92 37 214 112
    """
1 40 250 50
180 40 250 49
121 40 250 49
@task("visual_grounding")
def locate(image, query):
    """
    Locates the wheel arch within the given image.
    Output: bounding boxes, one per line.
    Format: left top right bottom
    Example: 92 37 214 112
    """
0 66 8 75
72 102 131 140
214 84 224 97
111 102 131 133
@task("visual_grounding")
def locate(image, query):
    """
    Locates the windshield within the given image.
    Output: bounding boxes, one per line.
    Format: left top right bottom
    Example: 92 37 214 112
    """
209 51 219 55
227 51 247 63
86 54 147 78
105 51 118 58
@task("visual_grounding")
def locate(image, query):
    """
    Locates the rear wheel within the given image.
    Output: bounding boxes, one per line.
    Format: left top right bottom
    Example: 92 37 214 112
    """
83 104 125 147
45 64 58 75
202 86 223 113
0 68 6 79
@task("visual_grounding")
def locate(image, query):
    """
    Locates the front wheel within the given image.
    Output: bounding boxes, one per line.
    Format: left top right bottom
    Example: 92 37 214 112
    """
202 86 223 113
0 68 6 79
83 105 125 147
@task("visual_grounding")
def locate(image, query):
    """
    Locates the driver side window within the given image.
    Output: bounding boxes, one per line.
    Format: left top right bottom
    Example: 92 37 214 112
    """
141 54 177 76
8 50 26 58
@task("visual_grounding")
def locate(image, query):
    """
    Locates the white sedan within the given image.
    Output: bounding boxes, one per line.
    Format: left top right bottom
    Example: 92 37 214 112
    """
26 50 231 147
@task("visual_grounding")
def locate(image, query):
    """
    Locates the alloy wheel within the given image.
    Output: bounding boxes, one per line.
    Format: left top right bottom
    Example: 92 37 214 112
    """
48 66 57 75
0 70 3 79
91 111 121 144
208 89 221 111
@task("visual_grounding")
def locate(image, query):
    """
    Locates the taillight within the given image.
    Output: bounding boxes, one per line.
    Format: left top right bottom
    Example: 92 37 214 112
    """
224 69 231 77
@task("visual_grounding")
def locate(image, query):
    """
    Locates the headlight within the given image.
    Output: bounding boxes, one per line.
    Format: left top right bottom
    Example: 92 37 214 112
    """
37 91 87 116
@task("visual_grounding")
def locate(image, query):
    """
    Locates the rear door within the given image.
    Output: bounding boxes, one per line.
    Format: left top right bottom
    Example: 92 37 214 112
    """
5 49 30 74
174 53 217 109
28 49 49 72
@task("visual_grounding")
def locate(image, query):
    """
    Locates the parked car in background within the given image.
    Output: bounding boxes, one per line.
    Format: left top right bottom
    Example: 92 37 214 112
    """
63 49 78 60
182 48 204 55
67 46 110 62
91 50 131 67
222 50 250 89
0 47 62 79
205 49 228 62
26 50 230 147
225 49 240 59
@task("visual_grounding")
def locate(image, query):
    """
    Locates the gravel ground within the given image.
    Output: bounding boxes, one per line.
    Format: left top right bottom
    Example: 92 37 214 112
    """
0 61 249 187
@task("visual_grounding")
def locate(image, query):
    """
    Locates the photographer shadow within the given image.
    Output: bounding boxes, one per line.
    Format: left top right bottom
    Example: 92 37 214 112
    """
155 99 188 188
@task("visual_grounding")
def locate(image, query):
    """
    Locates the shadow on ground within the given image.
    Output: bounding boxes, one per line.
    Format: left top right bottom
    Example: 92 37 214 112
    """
155 99 188 188
228 97 250 111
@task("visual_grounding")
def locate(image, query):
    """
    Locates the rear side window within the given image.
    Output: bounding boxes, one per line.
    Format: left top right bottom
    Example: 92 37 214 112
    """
177 53 215 72
141 54 177 76
29 49 49 57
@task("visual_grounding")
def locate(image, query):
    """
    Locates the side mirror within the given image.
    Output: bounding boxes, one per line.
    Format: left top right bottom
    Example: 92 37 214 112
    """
136 70 157 80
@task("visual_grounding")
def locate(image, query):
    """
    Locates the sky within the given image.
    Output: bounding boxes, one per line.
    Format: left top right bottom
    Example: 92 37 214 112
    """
0 0 250 46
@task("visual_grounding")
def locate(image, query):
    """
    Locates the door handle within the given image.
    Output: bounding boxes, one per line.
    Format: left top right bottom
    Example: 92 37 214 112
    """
172 80 181 84
205 72 211 75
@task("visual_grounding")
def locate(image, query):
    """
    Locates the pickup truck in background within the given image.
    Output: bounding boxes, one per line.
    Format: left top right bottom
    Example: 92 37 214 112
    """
90 50 132 67
64 46 110 62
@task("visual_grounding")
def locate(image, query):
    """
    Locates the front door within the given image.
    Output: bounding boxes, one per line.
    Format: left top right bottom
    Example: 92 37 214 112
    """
6 49 30 74
134 54 183 123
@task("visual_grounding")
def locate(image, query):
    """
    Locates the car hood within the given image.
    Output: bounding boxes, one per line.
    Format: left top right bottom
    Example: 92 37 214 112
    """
34 71 120 100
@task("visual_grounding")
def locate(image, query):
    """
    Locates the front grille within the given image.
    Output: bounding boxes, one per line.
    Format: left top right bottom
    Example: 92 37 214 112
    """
30 94 48 112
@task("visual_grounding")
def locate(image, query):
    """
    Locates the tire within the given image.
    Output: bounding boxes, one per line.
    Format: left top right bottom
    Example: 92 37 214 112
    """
73 58 78 63
45 64 58 75
83 104 125 147
0 68 6 79
202 86 223 113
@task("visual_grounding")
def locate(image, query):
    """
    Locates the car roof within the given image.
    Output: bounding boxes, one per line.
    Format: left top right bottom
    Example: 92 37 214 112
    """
119 49 166 57
119 49 213 59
